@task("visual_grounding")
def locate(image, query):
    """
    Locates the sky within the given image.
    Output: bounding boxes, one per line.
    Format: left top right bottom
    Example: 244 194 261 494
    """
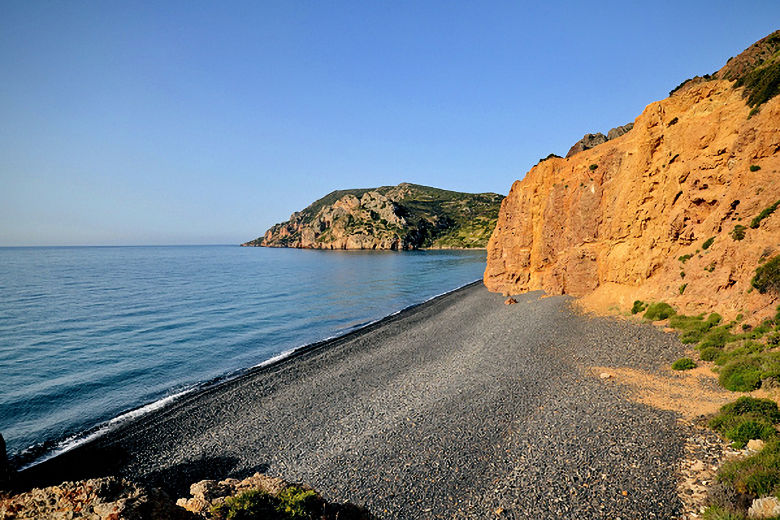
1 1 778 246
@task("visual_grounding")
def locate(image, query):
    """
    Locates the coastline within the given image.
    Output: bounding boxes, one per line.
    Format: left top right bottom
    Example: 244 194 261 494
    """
13 279 484 473
17 282 688 518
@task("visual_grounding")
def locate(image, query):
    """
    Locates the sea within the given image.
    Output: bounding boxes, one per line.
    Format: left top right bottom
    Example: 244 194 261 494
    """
0 245 486 467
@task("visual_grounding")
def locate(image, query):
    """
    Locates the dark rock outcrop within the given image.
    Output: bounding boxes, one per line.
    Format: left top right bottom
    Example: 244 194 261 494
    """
565 132 608 158
0 434 9 490
607 122 634 140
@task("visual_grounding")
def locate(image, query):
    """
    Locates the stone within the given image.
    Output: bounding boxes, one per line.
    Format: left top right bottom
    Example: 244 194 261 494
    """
504 297 517 305
599 372 612 380
749 496 780 518
746 439 766 452
565 132 608 158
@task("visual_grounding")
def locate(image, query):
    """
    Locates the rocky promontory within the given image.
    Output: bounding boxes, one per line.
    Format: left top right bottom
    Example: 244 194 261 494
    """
242 182 503 250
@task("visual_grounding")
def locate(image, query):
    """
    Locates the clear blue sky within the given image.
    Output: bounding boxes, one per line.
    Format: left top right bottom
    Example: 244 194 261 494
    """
1 1 777 245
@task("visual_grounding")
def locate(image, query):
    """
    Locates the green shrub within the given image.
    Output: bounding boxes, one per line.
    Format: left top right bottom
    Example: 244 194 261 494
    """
730 225 747 241
679 253 693 264
719 358 762 391
643 302 675 321
631 300 647 314
672 357 697 370
679 283 688 295
750 165 761 172
276 487 323 519
212 490 279 520
703 236 716 250
750 200 780 228
699 326 738 349
727 420 777 449
710 397 780 448
589 164 598 171
718 439 780 497
700 346 723 361
210 487 323 520
752 255 780 294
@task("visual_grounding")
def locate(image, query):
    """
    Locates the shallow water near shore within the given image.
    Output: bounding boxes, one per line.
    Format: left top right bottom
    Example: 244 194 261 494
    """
0 245 486 464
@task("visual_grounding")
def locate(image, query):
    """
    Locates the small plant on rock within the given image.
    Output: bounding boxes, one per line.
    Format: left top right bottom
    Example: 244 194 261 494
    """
752 255 780 294
589 164 598 171
730 225 746 241
750 165 761 172
702 236 716 250
750 200 780 229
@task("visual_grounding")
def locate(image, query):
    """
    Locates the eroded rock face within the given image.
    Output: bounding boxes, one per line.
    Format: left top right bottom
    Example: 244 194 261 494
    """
0 477 193 520
606 122 634 140
485 79 780 318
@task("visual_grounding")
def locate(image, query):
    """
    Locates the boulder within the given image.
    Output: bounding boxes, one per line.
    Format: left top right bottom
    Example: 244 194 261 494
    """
749 496 780 518
746 439 766 453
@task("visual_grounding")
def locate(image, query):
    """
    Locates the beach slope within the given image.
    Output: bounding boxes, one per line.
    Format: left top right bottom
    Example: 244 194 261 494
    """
22 283 685 518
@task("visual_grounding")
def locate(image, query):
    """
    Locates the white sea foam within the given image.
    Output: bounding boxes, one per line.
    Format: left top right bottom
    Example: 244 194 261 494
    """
20 388 194 471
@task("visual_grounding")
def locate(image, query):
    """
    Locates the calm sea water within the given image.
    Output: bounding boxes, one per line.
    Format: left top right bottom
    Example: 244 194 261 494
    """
0 245 486 464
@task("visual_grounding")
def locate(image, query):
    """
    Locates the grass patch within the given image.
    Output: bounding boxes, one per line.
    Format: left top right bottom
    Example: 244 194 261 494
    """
703 236 716 250
750 200 780 229
643 302 675 321
718 439 780 497
752 255 780 294
730 225 746 241
672 357 697 370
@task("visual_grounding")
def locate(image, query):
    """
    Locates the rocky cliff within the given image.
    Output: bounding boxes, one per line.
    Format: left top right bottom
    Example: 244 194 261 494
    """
485 31 780 318
243 183 503 250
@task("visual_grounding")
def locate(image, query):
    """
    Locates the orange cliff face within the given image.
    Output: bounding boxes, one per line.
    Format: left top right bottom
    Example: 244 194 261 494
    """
484 79 780 318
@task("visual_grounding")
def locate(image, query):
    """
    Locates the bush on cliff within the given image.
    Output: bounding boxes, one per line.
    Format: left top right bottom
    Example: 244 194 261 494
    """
752 255 780 294
643 302 675 321
631 300 647 314
750 200 780 229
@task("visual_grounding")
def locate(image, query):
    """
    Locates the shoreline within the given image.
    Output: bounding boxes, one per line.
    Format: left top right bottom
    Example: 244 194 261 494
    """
13 279 484 473
17 283 687 518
